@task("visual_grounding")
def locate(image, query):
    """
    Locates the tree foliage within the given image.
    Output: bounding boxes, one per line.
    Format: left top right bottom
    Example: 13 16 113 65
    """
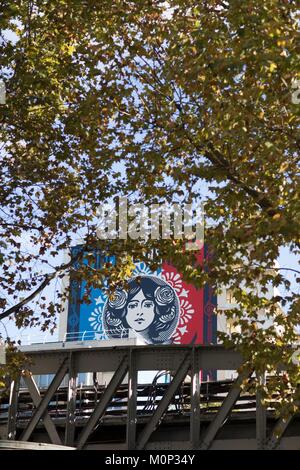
0 1 299 403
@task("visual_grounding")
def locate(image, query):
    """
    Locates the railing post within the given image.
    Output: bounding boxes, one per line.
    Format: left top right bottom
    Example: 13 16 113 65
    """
126 348 137 450
256 372 267 449
65 352 78 447
7 376 20 440
190 347 201 449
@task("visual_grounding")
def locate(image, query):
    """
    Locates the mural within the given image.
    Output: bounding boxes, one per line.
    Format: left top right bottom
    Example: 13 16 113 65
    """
103 276 180 344
67 246 217 345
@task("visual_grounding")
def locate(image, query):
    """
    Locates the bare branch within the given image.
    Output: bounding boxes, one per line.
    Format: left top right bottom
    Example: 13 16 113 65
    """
0 248 84 322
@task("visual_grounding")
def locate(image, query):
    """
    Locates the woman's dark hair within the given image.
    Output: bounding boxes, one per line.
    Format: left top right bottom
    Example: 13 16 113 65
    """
103 276 180 344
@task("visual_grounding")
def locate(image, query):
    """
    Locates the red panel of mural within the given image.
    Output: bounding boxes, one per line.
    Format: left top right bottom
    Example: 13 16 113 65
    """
162 252 204 345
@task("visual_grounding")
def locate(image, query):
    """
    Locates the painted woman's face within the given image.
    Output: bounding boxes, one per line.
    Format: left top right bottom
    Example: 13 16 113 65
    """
126 290 155 331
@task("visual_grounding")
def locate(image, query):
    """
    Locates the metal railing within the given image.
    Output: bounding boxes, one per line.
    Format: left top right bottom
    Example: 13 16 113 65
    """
7 329 136 346
63 329 134 342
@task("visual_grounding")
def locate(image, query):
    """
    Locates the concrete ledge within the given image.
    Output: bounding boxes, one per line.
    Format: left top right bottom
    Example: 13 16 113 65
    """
0 439 75 450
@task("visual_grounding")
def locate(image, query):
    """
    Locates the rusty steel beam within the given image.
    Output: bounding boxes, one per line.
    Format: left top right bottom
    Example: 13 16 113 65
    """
200 368 252 450
76 355 128 450
22 374 62 445
136 352 191 450
20 358 68 442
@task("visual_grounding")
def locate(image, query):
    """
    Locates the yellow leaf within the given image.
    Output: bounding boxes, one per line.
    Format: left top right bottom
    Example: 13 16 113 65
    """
67 45 75 55
279 162 288 172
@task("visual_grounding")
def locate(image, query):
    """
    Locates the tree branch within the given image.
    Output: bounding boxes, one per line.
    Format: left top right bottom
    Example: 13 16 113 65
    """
0 249 84 322
0 274 55 321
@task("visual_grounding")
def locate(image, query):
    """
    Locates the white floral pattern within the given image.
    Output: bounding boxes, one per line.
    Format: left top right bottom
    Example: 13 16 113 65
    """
88 307 107 337
178 299 195 326
162 271 183 293
162 272 194 343
132 262 160 277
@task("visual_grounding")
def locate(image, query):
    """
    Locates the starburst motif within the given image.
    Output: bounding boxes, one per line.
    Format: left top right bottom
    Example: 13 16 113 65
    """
178 299 195 326
180 288 189 298
88 307 107 336
95 293 106 306
171 330 182 344
132 262 161 277
162 271 183 293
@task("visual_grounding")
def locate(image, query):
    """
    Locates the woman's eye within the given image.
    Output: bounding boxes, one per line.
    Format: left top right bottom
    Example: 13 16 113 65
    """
144 302 153 308
128 303 137 309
